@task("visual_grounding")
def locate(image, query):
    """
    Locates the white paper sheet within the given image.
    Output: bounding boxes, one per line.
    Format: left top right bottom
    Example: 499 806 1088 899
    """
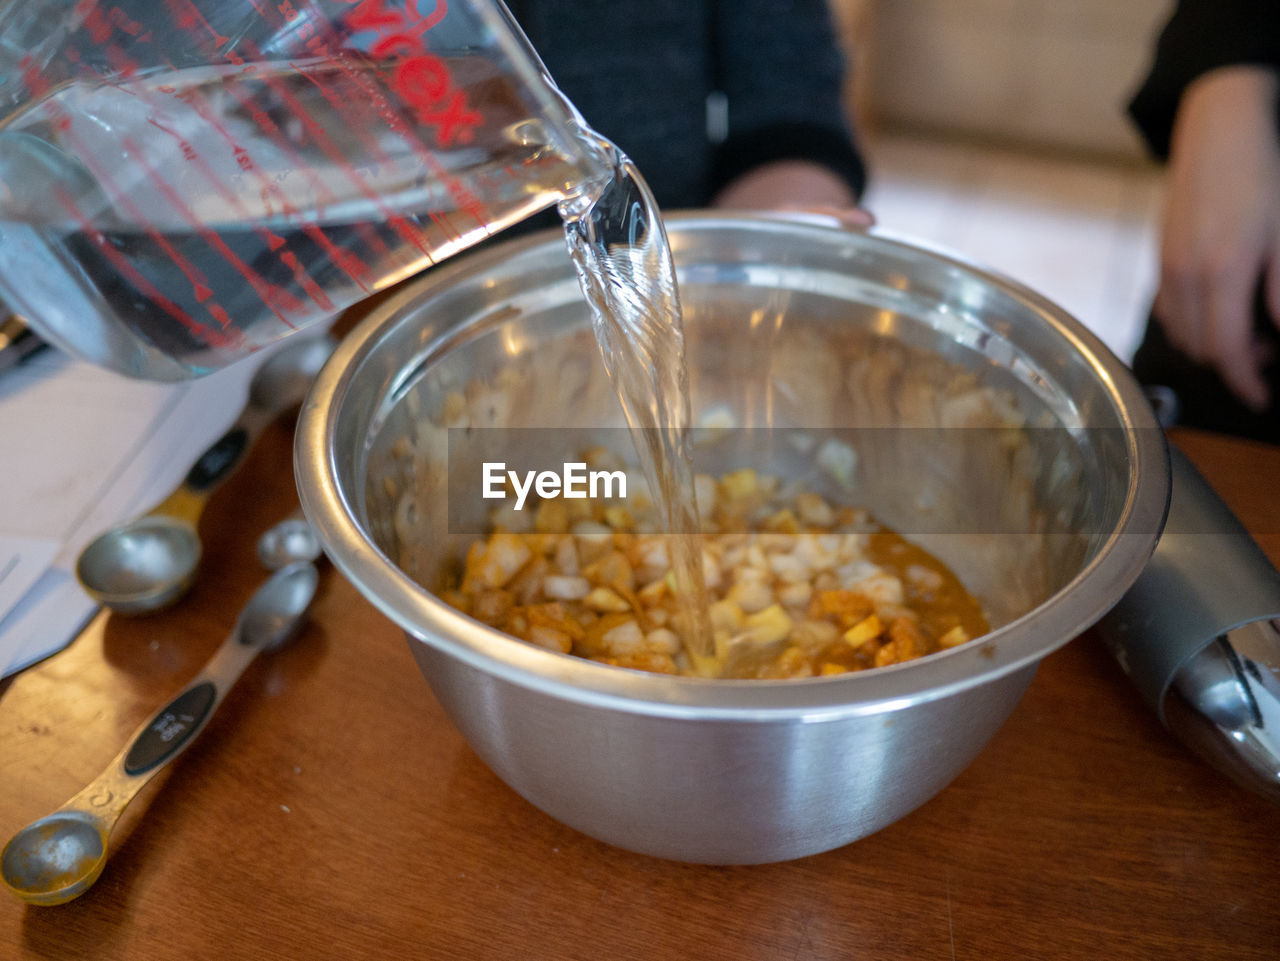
0 535 59 628
0 348 263 678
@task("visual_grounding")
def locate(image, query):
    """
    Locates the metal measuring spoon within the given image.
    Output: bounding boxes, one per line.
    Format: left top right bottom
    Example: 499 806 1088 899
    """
0 561 319 906
255 511 322 570
75 333 335 614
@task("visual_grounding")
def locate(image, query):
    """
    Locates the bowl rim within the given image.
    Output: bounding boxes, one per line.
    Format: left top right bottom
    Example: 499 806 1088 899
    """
295 212 1170 720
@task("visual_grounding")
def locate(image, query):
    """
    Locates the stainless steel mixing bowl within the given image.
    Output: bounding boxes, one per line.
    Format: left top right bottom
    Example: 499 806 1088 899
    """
295 214 1169 864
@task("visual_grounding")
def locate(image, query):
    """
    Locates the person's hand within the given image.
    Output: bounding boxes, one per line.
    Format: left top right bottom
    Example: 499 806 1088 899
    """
711 159 874 229
1156 66 1280 410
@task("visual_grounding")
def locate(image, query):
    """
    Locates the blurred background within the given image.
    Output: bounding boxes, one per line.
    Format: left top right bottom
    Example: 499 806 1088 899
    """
829 0 1172 363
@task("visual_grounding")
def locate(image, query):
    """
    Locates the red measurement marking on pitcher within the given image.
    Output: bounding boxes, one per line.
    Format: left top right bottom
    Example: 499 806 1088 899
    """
210 59 395 263
121 135 306 327
342 0 482 147
163 0 390 250
163 4 411 264
48 113 241 330
54 186 244 351
428 210 462 245
80 4 150 45
157 0 388 274
38 9 367 304
17 55 51 101
143 115 336 312
290 55 479 256
53 0 497 313
338 1 487 172
157 74 375 293
230 36 437 263
59 47 346 314
168 89 361 298
272 0 492 241
301 0 491 228
27 43 238 330
288 1 459 252
166 0 231 49
286 61 437 262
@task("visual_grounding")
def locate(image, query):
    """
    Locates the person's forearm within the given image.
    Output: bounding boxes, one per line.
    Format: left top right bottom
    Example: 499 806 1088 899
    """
1173 65 1278 155
1128 0 1280 159
1156 63 1280 409
712 160 858 211
710 160 872 229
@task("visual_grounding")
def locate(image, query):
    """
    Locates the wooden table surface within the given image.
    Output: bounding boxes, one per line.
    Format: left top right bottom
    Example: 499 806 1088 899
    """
1 423 1277 960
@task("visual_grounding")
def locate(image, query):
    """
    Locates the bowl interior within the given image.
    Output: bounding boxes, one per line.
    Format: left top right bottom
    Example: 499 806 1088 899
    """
303 215 1167 706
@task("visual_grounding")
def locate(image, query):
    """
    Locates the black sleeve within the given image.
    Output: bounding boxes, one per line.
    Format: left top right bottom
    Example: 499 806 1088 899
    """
709 0 867 199
1129 0 1280 159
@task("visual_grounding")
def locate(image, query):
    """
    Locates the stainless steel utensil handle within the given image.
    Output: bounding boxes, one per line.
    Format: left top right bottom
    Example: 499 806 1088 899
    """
1096 444 1280 716
1096 443 1280 803
64 631 263 825
150 403 278 523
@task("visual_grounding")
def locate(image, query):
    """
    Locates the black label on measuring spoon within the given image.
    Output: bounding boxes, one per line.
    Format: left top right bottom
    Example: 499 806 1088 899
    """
184 427 249 492
123 681 217 776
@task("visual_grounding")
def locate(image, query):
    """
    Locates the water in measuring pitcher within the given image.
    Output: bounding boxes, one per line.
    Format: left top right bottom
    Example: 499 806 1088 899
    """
0 53 718 666
0 58 604 378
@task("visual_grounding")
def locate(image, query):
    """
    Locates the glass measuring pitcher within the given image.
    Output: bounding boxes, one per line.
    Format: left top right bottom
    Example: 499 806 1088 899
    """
0 0 611 379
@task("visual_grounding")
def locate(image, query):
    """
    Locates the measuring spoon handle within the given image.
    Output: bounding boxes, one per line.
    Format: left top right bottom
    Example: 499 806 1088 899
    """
148 404 277 524
65 633 261 826
148 333 337 525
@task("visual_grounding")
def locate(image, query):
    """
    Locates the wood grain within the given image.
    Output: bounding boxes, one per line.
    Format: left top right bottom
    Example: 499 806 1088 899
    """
1 423 1277 960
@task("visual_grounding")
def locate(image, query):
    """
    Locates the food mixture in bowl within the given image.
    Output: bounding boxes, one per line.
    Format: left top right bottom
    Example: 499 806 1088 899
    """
440 449 988 679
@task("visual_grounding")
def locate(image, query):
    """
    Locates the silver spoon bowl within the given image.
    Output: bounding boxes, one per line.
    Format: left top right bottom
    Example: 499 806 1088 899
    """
75 333 335 614
256 513 322 570
74 517 201 615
